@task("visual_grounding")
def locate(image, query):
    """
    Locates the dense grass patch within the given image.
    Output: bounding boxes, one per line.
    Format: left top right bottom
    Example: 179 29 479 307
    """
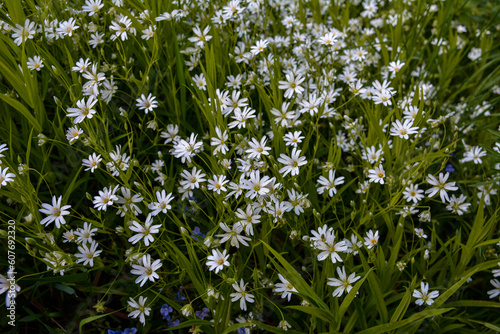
1 0 500 333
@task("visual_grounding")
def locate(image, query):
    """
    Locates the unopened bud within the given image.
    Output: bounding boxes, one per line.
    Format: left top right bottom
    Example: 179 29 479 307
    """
25 237 37 245
53 96 62 107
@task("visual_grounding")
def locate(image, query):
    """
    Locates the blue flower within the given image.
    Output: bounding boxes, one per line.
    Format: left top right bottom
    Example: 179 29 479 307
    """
168 319 180 327
195 307 210 320
175 287 186 302
123 328 137 334
445 164 455 173
108 331 122 334
161 304 173 321
191 226 206 241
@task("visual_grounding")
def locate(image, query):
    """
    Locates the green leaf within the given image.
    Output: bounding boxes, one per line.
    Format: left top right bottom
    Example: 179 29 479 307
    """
445 300 500 308
19 271 89 284
260 241 333 316
389 276 417 323
287 305 337 324
337 267 373 325
53 283 76 296
357 308 454 334
164 319 214 331
79 312 114 334
365 267 389 323
221 322 253 334
0 94 42 132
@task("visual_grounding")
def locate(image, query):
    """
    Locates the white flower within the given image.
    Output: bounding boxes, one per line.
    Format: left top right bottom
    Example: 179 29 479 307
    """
446 194 471 215
75 222 98 244
315 229 347 263
82 153 102 173
317 170 345 197
160 124 179 144
298 93 323 116
39 195 71 228
286 189 308 215
82 64 106 96
207 175 230 194
461 146 486 164
27 55 44 71
413 282 439 306
172 133 203 163
93 185 119 211
11 19 37 45
216 222 251 248
63 230 76 243
141 26 155 40
188 25 212 48
414 228 427 239
131 254 162 287
278 320 292 331
128 214 161 246
246 136 272 160
318 32 338 46
127 296 151 325
66 96 98 124
206 249 230 274
0 143 8 159
211 126 229 155
402 183 425 204
364 229 379 249
89 32 105 48
234 205 261 236
277 147 307 177
488 279 500 299
274 274 297 302
388 60 405 75
327 266 361 297
250 39 269 55
148 190 174 216
181 304 194 317
425 172 458 203
278 72 305 99
344 234 362 255
0 167 15 188
468 47 482 61
57 18 79 37
82 0 104 16
492 263 500 277
230 279 255 311
283 131 304 147
75 240 102 267
0 271 21 307
367 165 385 184
136 93 158 114
65 126 83 144
240 170 272 199
110 16 135 41
179 166 206 190
390 119 419 139
270 102 295 127
116 187 143 217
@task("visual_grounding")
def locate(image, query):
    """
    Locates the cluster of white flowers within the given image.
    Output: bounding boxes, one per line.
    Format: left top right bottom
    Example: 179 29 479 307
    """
0 0 499 331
